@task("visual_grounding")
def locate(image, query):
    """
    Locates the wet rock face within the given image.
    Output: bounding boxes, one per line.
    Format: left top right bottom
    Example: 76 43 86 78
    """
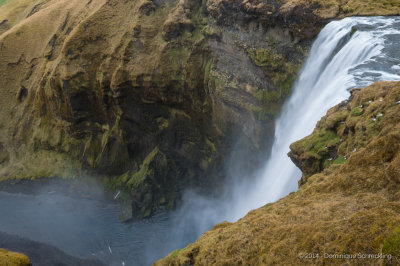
0 143 9 166
1 0 395 217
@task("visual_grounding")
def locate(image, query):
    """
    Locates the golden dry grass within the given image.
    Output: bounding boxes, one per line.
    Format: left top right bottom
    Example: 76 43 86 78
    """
0 0 109 178
281 0 400 18
0 249 31 266
0 0 172 180
209 0 400 19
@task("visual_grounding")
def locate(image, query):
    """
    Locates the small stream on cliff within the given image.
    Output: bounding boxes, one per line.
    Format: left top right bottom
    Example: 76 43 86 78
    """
1 17 400 266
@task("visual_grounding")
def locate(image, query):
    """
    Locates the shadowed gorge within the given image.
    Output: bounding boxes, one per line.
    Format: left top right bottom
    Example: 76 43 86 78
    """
1 0 400 265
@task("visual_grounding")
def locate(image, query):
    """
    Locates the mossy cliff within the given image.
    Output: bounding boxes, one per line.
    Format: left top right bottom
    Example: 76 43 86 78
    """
0 249 31 266
157 81 400 265
1 0 400 218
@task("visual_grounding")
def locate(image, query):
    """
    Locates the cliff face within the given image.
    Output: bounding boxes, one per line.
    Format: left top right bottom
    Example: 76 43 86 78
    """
156 81 400 265
0 0 399 218
0 0 310 218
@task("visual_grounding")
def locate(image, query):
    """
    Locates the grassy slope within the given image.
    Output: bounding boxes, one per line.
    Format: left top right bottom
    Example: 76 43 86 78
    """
0 0 8 8
0 0 109 180
156 82 400 265
0 0 49 26
280 0 400 18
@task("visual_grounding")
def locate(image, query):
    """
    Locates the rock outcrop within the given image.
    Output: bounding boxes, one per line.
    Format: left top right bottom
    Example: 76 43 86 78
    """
289 82 400 186
156 81 400 265
1 0 399 218
0 249 31 266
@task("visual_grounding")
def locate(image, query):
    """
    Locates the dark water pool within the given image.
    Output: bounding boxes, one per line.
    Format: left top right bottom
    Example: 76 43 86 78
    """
0 179 198 266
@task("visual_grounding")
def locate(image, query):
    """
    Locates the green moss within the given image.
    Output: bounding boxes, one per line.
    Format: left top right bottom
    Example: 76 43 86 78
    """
204 58 214 85
301 130 340 155
247 47 300 104
255 89 280 103
201 25 220 38
383 226 400 257
96 72 104 82
249 49 276 67
168 108 191 120
104 176 124 190
266 36 276 46
83 135 102 168
325 110 349 129
211 77 224 86
351 107 363 116
156 117 169 130
205 138 216 155
158 4 210 86
350 26 358 36
0 0 9 7
342 5 355 13
171 248 186 259
256 108 277 120
189 5 206 41
200 138 217 170
159 41 190 85
126 147 167 188
120 171 131 183
333 156 345 165
104 147 168 193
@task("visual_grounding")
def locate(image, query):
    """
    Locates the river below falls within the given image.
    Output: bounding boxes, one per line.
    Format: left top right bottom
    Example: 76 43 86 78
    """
0 178 188 266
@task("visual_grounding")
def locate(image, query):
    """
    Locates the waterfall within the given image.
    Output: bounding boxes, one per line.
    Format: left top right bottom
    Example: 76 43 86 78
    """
231 16 400 219
172 17 400 243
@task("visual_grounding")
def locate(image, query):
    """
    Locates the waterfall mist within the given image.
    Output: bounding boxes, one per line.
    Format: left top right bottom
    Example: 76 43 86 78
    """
1 17 400 266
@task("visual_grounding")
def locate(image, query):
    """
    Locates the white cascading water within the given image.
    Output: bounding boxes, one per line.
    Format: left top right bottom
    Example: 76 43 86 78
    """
231 16 400 219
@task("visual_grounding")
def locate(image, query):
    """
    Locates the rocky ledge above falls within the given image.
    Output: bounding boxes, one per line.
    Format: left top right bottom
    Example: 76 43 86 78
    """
0 0 400 219
156 81 400 265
